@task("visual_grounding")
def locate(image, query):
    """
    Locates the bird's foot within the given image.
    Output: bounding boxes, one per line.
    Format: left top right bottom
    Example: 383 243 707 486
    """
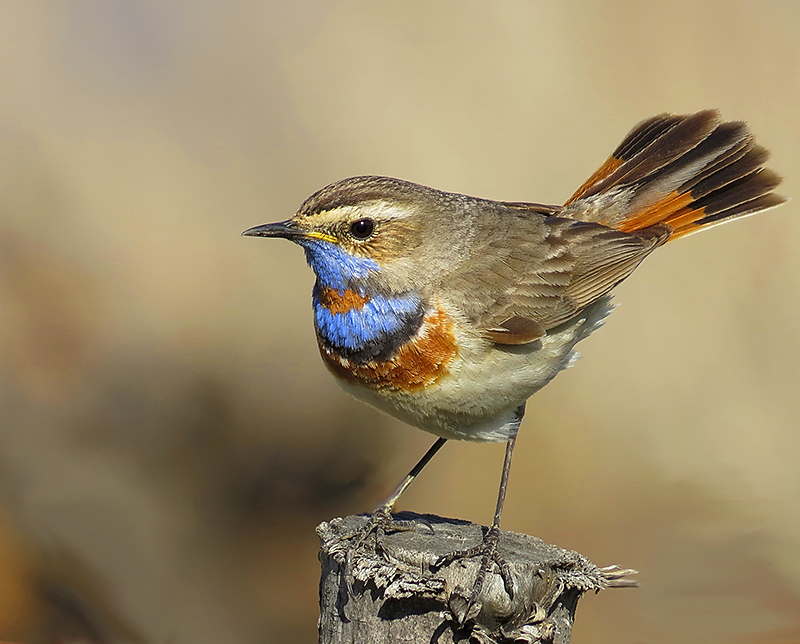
340 507 433 594
434 524 515 624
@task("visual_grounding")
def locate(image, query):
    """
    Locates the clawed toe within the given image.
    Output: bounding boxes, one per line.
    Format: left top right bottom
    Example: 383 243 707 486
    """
434 525 515 624
340 508 434 595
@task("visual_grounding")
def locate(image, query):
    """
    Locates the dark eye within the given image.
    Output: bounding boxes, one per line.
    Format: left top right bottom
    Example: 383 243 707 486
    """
349 218 374 240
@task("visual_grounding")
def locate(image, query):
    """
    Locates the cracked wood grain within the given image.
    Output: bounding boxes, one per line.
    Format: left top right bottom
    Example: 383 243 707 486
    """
318 512 636 644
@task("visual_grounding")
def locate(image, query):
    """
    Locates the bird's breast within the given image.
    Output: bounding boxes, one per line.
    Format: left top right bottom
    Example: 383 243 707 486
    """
312 283 427 363
315 287 459 392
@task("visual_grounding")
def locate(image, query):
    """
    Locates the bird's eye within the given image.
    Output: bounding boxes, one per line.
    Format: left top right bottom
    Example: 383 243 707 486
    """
349 218 375 240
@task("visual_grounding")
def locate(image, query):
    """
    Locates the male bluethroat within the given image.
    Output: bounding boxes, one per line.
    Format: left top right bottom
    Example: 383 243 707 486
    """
244 110 785 609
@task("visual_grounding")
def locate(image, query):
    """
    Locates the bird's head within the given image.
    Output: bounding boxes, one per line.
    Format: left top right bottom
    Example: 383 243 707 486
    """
243 176 458 294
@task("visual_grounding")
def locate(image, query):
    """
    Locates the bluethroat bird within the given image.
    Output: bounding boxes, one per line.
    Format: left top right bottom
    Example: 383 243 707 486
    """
244 110 785 607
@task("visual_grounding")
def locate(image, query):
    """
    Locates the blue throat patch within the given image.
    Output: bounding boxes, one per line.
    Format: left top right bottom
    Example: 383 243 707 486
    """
299 239 378 291
298 238 424 363
313 286 423 362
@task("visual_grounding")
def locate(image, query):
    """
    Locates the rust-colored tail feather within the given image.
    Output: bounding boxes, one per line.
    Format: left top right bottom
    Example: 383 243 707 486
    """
565 110 787 241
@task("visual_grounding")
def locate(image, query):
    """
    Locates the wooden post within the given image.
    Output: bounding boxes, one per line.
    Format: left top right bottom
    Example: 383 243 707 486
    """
318 512 636 644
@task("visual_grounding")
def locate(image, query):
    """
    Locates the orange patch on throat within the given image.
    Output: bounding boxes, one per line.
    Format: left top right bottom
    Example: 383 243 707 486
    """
319 307 458 392
318 286 370 314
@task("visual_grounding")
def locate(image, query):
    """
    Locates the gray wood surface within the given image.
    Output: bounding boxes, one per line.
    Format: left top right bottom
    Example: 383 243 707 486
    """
318 512 636 644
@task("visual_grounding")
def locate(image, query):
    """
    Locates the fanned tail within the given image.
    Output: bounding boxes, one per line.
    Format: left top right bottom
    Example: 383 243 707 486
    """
564 109 787 241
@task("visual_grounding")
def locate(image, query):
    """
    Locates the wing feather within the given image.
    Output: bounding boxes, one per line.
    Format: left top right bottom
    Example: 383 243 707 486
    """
441 210 664 344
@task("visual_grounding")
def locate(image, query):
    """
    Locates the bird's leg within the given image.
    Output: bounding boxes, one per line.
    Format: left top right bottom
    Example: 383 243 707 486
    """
376 436 448 520
435 406 524 623
342 437 447 588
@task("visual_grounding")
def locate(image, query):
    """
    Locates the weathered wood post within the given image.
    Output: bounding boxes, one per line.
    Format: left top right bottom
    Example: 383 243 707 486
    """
318 512 635 644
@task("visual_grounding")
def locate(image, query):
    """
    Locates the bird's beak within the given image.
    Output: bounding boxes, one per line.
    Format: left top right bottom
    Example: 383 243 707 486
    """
242 220 300 239
242 220 338 244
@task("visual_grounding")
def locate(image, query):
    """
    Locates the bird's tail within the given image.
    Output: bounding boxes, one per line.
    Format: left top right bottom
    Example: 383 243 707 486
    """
563 109 786 241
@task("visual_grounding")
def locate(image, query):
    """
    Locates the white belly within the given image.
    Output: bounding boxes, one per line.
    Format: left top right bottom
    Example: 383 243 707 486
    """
336 297 613 442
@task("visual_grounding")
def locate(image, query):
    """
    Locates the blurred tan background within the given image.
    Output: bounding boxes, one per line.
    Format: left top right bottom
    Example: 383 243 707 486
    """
0 1 798 642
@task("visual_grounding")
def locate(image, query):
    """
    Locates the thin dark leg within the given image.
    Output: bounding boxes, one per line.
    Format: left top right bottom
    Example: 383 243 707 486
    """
376 437 448 512
465 433 517 606
491 432 517 528
343 437 448 593
435 405 526 623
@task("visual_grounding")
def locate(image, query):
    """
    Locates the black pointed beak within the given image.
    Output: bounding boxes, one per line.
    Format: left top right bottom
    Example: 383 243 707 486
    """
241 220 299 239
